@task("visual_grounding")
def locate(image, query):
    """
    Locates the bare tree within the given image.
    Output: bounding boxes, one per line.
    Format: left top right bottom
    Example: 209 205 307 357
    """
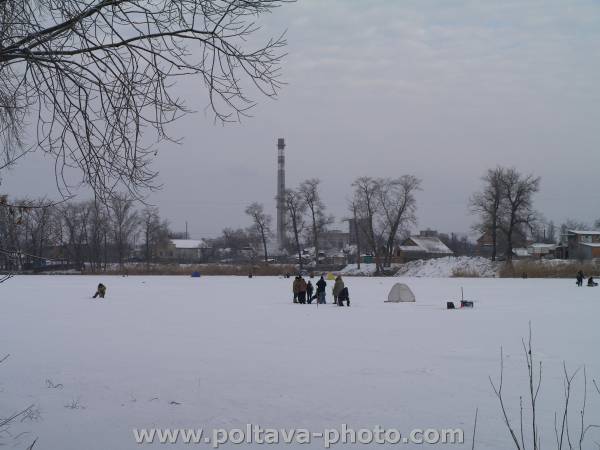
284 188 306 271
498 168 540 262
245 202 272 263
299 179 333 265
352 177 383 274
26 201 55 258
86 201 110 270
109 194 139 268
0 0 290 198
141 207 170 267
377 175 422 267
470 167 505 261
213 227 253 261
60 201 91 267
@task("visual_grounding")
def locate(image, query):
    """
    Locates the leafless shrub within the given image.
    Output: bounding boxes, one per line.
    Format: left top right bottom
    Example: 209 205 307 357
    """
471 408 478 450
0 273 13 283
45 379 63 389
64 399 84 410
0 355 37 448
19 407 42 423
489 324 600 449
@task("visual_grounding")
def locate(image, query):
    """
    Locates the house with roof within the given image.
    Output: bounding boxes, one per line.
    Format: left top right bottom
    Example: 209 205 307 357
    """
158 239 212 263
396 231 454 262
527 243 558 259
475 228 529 259
563 230 600 260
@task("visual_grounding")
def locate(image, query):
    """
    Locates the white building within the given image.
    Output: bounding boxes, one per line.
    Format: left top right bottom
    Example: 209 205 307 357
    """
158 239 211 262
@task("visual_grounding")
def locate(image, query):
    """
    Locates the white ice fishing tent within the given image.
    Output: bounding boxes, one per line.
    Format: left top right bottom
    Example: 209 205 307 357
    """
386 283 416 303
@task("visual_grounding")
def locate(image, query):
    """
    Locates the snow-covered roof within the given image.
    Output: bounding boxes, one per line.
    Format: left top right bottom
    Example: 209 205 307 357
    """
528 243 557 249
581 243 600 248
512 248 530 257
400 236 453 255
170 239 208 249
567 230 600 235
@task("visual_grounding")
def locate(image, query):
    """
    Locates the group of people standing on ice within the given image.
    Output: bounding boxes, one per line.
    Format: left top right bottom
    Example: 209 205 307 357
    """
576 270 598 287
292 274 350 306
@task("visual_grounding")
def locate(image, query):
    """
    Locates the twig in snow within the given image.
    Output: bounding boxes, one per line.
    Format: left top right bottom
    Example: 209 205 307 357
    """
471 408 478 450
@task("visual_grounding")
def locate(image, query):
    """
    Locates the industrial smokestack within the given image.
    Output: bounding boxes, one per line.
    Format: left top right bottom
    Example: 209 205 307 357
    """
276 138 286 250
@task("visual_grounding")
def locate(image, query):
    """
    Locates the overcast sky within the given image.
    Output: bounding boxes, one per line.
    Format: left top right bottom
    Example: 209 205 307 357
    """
3 0 600 238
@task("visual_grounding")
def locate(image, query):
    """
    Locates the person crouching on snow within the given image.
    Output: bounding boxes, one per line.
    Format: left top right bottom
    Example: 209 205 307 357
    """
587 277 598 287
93 283 106 299
337 286 350 307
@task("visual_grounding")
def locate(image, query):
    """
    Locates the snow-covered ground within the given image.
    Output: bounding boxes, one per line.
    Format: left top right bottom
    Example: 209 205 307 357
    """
341 257 498 277
395 257 499 278
2 275 600 449
339 263 380 276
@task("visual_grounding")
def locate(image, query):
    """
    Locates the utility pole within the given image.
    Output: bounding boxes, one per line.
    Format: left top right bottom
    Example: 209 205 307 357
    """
276 138 286 250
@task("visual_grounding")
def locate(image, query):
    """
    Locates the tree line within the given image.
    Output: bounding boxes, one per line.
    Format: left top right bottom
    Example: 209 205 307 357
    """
3 165 591 272
0 195 169 270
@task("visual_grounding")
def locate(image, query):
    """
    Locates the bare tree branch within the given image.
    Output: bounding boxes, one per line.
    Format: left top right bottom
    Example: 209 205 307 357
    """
0 0 291 199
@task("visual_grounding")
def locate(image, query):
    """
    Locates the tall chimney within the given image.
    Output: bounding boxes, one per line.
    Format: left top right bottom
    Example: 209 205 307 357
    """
276 138 286 250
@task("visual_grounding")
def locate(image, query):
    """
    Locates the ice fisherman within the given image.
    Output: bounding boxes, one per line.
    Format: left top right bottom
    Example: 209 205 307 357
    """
92 283 106 299
576 270 585 287
587 277 598 287
297 277 308 304
337 286 350 307
332 275 344 305
316 276 327 304
292 276 301 303
306 280 314 304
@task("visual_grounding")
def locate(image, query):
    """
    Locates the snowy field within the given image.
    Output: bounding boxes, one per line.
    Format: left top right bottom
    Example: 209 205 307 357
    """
2 275 600 449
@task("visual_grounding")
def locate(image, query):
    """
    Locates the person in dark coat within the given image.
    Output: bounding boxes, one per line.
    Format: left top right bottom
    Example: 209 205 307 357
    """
337 286 350 307
332 276 344 305
292 276 301 303
306 280 314 304
587 276 598 287
576 270 585 287
316 276 327 304
92 283 106 299
298 277 307 304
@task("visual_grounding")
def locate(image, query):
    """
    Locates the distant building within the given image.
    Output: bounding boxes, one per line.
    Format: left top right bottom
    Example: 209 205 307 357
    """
158 239 211 262
527 243 558 259
563 230 600 260
475 228 529 259
317 229 350 251
348 218 371 246
511 247 531 259
396 231 454 262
